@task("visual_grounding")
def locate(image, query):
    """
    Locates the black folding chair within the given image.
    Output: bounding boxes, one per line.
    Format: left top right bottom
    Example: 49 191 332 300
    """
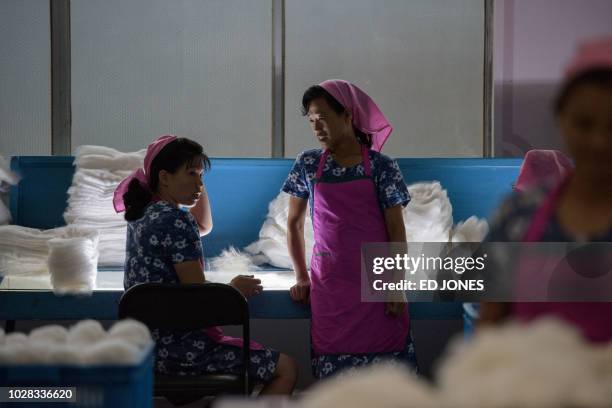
118 282 251 404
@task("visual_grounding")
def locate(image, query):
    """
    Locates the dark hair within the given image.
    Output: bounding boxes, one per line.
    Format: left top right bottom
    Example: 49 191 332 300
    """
554 68 612 114
301 85 373 148
123 138 211 221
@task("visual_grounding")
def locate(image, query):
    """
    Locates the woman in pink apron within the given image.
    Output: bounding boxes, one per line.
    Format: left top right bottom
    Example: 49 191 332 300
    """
481 37 612 343
115 135 297 394
282 80 417 378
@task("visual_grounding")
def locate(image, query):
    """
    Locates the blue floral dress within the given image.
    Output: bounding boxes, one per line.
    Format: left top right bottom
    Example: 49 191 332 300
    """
282 148 418 378
124 201 279 382
282 148 411 213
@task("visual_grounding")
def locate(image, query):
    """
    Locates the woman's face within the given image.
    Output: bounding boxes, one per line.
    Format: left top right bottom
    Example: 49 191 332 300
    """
307 97 352 150
558 84 612 176
159 162 204 206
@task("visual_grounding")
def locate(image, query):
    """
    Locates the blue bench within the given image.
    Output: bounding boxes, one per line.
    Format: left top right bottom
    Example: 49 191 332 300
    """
2 156 522 321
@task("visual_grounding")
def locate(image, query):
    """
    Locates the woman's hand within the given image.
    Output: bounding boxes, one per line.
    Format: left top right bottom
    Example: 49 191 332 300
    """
189 187 213 236
290 277 311 304
230 275 263 298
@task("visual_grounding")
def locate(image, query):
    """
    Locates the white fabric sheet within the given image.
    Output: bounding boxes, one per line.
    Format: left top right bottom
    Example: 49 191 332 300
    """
0 154 19 225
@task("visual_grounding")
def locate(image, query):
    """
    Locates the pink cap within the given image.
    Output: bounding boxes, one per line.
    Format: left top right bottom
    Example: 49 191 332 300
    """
564 36 612 81
515 150 574 192
113 135 178 213
319 79 393 152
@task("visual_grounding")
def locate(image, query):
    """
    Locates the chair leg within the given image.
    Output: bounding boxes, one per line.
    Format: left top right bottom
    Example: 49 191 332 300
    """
4 320 15 333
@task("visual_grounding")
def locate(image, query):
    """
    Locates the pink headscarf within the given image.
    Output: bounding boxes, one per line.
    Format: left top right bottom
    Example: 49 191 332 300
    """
564 36 612 81
319 79 393 152
515 150 574 193
113 135 178 213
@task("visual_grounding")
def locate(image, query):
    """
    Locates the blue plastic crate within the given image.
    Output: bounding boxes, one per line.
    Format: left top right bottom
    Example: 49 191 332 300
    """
0 344 154 407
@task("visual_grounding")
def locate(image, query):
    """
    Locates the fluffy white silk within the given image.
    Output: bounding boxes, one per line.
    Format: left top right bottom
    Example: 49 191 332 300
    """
47 226 99 294
404 181 453 242
451 216 489 243
81 339 142 365
301 364 437 408
243 182 485 268
301 319 612 408
0 154 19 225
244 192 314 269
208 246 261 272
63 145 145 266
108 319 152 350
4 332 28 347
67 320 107 345
0 225 98 280
0 320 153 365
437 319 612 408
29 325 68 344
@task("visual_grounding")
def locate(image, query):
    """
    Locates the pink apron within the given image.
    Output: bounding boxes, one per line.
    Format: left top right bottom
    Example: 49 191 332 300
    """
310 146 409 356
204 327 263 350
513 175 612 343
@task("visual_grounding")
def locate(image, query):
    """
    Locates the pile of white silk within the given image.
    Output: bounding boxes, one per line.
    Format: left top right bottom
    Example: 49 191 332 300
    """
0 225 99 294
66 146 488 269
5 144 488 272
63 145 146 266
0 319 152 365
0 225 60 276
301 318 612 408
244 182 489 269
0 154 19 225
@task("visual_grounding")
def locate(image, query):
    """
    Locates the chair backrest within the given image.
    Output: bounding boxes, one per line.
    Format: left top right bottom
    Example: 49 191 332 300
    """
118 283 249 330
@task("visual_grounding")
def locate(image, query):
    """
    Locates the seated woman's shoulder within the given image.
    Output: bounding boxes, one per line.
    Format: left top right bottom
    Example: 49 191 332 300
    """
145 201 191 221
489 186 549 231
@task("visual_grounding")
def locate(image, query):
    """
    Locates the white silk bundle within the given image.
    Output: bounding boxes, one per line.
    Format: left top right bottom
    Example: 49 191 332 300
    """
48 226 100 294
0 319 152 365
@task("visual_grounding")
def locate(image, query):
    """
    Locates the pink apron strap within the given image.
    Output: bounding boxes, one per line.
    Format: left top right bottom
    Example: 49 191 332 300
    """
316 150 330 180
361 145 372 177
523 174 572 242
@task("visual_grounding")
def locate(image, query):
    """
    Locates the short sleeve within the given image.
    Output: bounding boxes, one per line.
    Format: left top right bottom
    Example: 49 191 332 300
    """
375 156 410 209
485 195 515 242
485 191 543 242
281 153 310 200
154 210 203 264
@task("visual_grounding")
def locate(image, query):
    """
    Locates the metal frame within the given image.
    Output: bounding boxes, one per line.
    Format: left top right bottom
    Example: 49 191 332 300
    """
483 0 494 157
271 0 285 158
50 0 71 155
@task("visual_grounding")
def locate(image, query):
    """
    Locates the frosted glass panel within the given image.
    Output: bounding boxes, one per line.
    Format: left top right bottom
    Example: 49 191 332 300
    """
0 0 51 157
285 0 484 158
72 0 271 157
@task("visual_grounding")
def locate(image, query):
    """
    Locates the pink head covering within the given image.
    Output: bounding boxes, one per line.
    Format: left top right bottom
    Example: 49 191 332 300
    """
319 79 393 152
515 150 574 192
564 36 612 81
113 135 178 213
